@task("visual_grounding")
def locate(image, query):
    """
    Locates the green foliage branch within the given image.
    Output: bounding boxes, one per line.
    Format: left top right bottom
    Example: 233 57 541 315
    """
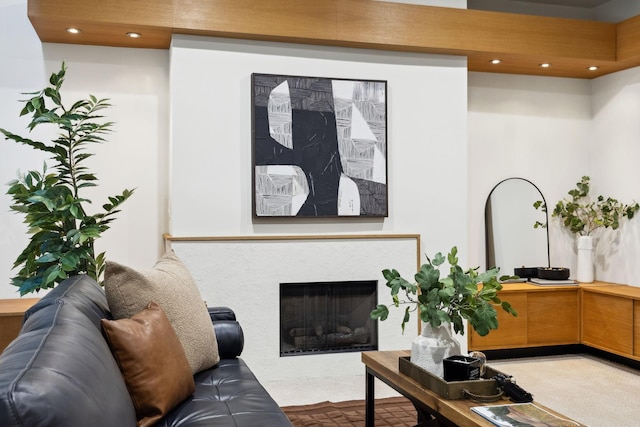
370 246 517 337
1 63 134 295
534 176 639 236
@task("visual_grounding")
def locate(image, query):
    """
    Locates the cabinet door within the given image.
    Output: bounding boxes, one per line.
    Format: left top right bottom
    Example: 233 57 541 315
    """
0 298 39 353
635 301 640 357
528 290 579 345
582 291 633 355
0 315 24 353
468 293 527 350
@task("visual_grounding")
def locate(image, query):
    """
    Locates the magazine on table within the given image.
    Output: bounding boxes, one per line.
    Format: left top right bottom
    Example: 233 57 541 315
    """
471 403 586 427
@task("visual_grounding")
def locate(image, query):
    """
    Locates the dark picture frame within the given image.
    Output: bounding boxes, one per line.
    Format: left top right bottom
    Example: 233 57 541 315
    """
252 73 388 218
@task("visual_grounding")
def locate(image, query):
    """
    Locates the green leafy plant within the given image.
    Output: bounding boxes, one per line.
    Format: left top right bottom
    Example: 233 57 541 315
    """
370 246 517 337
1 62 134 295
534 176 639 236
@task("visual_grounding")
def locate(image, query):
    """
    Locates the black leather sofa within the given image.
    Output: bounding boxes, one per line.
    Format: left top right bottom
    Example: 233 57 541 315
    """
0 275 293 427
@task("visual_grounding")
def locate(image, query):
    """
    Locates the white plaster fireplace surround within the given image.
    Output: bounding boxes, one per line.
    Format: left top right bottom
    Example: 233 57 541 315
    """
168 234 419 383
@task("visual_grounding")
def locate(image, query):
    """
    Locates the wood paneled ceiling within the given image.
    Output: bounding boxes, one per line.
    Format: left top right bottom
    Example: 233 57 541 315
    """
27 0 640 79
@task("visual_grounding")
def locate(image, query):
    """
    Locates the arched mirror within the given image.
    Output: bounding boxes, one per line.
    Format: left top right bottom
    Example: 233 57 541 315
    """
485 178 550 276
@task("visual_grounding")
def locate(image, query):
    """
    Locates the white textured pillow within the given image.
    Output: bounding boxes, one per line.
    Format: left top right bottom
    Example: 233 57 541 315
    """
104 251 219 374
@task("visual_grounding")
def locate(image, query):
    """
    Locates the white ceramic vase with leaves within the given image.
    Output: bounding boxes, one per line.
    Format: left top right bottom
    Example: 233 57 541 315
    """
371 246 518 378
411 322 461 377
535 176 639 283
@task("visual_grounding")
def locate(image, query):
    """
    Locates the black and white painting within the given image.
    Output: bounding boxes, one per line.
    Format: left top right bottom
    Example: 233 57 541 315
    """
252 73 388 217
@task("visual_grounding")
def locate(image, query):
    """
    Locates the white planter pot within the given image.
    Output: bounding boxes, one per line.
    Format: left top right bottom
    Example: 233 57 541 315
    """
576 235 594 283
410 321 461 378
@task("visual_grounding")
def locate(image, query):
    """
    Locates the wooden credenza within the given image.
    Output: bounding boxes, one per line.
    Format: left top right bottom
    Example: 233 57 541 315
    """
0 298 40 353
469 281 640 363
581 284 640 360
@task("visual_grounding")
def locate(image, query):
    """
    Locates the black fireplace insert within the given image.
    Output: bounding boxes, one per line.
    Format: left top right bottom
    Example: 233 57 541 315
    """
280 280 378 356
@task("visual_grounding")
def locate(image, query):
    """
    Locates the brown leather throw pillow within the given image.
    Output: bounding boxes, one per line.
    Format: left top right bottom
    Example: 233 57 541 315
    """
101 301 195 427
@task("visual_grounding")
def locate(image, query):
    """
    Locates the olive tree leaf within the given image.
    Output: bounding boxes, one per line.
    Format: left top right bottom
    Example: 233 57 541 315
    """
372 246 517 336
370 305 389 321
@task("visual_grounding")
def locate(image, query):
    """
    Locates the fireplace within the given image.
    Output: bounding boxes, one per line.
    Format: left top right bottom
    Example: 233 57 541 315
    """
280 280 378 356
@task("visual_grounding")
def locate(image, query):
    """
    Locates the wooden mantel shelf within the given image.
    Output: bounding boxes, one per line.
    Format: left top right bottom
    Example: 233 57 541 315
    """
27 0 640 79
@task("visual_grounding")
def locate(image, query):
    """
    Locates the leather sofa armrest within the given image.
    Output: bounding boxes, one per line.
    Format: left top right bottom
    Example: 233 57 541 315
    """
213 320 244 359
208 306 236 321
209 307 244 359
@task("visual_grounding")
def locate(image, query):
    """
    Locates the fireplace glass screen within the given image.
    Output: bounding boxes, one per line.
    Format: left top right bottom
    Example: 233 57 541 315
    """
280 280 378 356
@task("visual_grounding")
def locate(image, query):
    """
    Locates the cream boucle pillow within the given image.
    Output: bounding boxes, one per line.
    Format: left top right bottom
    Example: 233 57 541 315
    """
104 251 219 374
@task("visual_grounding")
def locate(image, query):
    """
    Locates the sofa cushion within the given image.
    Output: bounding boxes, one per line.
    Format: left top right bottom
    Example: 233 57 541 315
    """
102 301 195 427
104 251 219 374
157 358 294 427
0 275 138 427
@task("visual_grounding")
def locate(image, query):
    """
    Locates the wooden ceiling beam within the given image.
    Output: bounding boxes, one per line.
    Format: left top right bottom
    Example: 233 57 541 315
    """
27 0 173 48
173 0 339 44
617 15 640 64
26 0 640 79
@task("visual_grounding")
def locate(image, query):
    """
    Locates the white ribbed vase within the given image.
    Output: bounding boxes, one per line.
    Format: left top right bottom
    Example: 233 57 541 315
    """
410 322 461 378
576 235 594 283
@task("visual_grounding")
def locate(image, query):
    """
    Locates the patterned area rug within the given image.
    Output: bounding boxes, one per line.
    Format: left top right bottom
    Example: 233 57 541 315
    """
281 396 417 427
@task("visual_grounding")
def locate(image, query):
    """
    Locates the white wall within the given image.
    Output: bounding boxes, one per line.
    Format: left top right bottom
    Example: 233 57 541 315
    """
2 0 640 407
468 72 592 273
469 71 640 287
590 67 640 286
168 35 469 376
169 35 469 260
0 0 170 299
170 236 420 383
2 1 640 305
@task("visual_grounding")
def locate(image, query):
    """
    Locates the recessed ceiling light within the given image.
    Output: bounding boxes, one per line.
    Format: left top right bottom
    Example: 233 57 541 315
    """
490 59 501 65
126 32 142 38
588 66 599 71
66 28 81 34
539 63 551 68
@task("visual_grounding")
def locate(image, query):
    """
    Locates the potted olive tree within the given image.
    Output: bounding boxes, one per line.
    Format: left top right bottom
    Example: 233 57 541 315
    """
371 246 517 377
1 63 134 295
535 176 639 282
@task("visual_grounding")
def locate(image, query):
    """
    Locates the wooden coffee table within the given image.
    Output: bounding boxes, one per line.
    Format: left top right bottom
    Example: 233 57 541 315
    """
362 350 581 427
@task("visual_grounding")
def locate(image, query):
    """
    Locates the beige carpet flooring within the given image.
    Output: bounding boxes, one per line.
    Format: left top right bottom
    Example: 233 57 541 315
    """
490 354 640 427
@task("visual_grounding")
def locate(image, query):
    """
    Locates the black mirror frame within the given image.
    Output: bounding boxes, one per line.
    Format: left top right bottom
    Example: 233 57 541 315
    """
484 177 550 272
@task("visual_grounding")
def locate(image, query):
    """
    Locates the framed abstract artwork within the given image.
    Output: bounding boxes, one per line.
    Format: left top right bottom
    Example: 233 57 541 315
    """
252 73 388 218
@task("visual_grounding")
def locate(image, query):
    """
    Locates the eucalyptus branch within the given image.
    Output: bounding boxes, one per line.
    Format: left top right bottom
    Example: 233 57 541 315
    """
536 176 639 236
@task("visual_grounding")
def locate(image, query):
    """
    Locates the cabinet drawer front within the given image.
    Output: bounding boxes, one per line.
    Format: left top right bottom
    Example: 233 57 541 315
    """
635 302 640 357
528 291 579 345
582 292 633 355
469 293 527 350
